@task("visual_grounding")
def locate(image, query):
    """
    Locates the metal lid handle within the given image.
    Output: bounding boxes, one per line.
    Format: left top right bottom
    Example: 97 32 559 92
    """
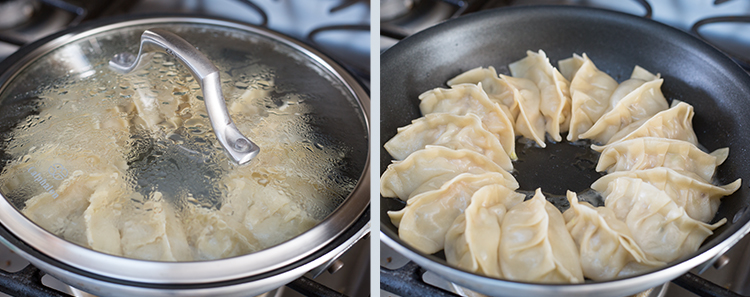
109 28 259 165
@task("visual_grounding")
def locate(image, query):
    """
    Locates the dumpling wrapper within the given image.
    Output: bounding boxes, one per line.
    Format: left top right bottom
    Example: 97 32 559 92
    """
83 173 128 257
119 192 193 261
447 66 519 122
579 79 669 144
558 54 585 81
595 101 698 151
389 174 521 254
564 191 666 281
384 113 512 170
444 184 525 278
561 53 619 141
595 137 729 182
602 177 726 262
419 83 516 159
380 146 517 201
128 79 193 132
229 78 274 117
499 74 547 147
509 50 572 142
499 188 584 283
592 168 741 223
185 204 260 260
606 66 660 111
220 169 319 250
22 170 115 248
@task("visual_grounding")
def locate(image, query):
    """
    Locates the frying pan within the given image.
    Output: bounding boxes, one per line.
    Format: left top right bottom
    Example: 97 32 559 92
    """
380 6 750 297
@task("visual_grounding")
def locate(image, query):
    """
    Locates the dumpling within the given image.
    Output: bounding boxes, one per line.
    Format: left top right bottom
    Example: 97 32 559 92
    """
602 177 726 262
499 74 547 147
83 175 128 257
219 169 318 249
384 113 512 170
22 170 117 248
595 137 729 182
578 79 669 144
607 66 660 110
230 78 274 116
389 172 518 227
591 168 741 223
509 50 572 142
419 83 516 158
596 101 698 150
119 192 193 261
389 175 521 254
444 184 525 277
563 54 619 141
558 54 585 81
630 65 660 81
563 191 665 281
126 76 196 132
499 188 584 283
380 146 517 201
447 66 519 121
185 204 260 260
409 172 520 209
242 197 317 249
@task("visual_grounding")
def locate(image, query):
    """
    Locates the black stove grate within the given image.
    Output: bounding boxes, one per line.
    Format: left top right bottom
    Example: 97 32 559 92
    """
380 262 459 297
381 258 748 297
691 15 750 71
0 265 68 297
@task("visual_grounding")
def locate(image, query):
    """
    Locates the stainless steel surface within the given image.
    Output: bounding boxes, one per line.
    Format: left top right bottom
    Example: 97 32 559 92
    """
0 16 369 289
1 221 370 297
0 223 370 297
665 233 750 297
380 0 416 21
309 218 372 279
381 242 669 297
712 255 730 270
0 0 37 29
326 260 345 274
109 28 259 165
382 216 750 297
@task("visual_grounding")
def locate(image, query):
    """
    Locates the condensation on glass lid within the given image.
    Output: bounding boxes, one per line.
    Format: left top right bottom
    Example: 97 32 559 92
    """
0 43 361 262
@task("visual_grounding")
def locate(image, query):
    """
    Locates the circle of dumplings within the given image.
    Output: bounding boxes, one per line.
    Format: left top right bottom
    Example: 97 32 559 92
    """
381 50 741 284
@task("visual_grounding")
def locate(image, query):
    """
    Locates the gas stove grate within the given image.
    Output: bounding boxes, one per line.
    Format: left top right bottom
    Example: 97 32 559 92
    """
0 265 69 297
691 15 750 70
380 258 748 297
0 263 351 297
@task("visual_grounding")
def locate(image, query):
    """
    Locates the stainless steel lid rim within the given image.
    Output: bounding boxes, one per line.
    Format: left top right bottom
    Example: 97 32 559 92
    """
0 16 370 284
0 207 368 291
2 211 368 297
0 191 369 285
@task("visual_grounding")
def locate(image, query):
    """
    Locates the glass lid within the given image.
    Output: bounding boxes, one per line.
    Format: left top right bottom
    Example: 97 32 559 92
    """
0 19 369 264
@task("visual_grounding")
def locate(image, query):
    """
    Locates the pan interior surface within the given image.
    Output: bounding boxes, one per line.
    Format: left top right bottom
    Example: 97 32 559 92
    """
381 5 750 295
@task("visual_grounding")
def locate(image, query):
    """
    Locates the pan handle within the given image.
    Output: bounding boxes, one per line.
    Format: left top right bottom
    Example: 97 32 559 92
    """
672 272 748 297
108 28 260 165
